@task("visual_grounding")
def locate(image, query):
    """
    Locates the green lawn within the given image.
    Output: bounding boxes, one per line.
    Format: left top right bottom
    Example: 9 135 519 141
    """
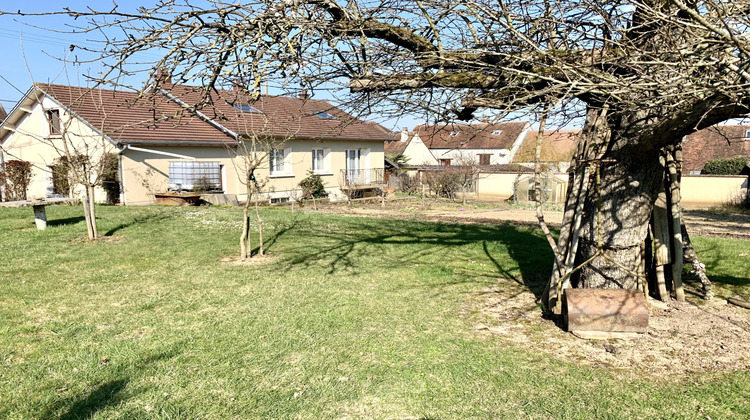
0 204 748 419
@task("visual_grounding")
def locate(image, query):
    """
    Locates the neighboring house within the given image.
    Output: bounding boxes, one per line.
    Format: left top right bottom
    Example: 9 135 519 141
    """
0 83 391 205
0 103 7 123
384 128 438 165
416 121 531 166
682 125 750 174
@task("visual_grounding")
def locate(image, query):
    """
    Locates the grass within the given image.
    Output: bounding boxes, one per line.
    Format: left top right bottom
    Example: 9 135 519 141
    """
0 204 749 419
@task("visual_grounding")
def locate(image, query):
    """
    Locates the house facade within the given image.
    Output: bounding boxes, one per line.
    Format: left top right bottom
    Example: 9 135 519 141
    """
384 128 438 166
416 121 531 166
0 83 390 205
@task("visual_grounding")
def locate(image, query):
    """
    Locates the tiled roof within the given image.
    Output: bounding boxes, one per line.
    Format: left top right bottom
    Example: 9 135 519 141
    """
415 121 529 150
163 84 394 142
35 83 393 145
39 84 233 145
682 125 750 173
514 129 579 162
384 134 411 156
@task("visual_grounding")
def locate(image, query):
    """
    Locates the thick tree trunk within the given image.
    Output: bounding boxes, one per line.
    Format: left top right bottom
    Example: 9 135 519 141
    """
545 106 666 309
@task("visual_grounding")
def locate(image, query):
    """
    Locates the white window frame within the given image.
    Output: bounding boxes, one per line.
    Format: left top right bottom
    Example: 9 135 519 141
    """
168 161 223 191
269 147 293 177
312 148 332 175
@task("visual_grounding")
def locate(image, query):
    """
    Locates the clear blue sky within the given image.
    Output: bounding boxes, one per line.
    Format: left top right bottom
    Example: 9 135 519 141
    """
0 2 562 131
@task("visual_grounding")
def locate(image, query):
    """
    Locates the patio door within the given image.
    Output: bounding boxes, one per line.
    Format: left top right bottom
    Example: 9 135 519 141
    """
346 149 360 184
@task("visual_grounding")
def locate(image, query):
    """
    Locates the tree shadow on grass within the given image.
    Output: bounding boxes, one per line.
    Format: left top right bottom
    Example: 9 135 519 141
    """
47 216 86 227
280 216 554 300
42 346 182 419
104 213 173 236
57 378 130 420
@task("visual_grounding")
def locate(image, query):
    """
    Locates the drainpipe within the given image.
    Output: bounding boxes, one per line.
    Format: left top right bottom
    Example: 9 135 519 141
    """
117 144 129 205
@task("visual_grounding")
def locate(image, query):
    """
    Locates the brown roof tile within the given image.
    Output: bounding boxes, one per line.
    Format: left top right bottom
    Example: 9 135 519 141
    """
163 84 394 142
682 125 750 173
415 121 529 150
39 84 232 145
38 83 393 145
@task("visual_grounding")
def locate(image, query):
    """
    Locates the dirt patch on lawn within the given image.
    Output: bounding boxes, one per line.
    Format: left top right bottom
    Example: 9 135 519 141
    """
221 254 278 266
473 288 750 378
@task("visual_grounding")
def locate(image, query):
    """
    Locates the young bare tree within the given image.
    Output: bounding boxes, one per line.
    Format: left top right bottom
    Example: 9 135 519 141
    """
17 1 750 302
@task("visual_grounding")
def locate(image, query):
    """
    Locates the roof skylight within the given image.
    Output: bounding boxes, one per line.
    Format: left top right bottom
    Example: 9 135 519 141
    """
234 103 263 114
314 111 336 119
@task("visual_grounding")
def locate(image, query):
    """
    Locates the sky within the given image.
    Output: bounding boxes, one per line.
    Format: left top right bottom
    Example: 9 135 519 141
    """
0 1 573 131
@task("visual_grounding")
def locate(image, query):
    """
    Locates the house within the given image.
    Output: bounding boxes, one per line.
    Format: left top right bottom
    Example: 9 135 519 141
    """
384 128 438 166
0 83 391 205
682 125 750 174
415 121 531 166
0 103 7 123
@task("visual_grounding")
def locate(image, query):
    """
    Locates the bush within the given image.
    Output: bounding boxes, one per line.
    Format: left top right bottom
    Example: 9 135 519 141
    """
299 172 328 199
0 160 33 201
701 157 749 175
423 170 462 199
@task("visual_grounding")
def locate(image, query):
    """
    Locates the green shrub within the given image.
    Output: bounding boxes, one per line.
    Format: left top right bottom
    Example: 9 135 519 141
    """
701 157 749 175
0 160 33 201
299 172 328 198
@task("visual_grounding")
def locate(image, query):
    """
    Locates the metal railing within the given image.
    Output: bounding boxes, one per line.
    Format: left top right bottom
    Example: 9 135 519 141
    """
340 168 386 187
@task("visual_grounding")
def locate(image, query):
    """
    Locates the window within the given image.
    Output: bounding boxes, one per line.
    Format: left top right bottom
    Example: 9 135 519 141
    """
492 130 502 136
479 154 491 165
169 161 222 191
449 131 459 137
312 148 330 173
46 109 61 135
233 103 263 114
270 147 292 176
745 129 750 138
313 111 336 119
440 159 452 166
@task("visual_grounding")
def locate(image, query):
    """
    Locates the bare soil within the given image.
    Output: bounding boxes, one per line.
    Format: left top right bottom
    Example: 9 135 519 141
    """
314 197 750 378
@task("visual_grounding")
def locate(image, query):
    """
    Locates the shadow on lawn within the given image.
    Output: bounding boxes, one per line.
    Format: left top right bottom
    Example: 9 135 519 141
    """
280 216 554 299
47 216 86 227
42 346 182 419
56 378 130 420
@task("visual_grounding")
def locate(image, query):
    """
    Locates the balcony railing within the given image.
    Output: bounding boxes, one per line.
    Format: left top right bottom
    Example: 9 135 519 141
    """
340 168 386 188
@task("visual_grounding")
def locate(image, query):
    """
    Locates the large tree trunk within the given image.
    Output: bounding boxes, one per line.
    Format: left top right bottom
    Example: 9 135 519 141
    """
545 107 666 309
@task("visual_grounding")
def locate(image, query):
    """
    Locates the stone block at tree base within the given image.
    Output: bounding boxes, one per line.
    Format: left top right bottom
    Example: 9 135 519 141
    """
563 288 648 336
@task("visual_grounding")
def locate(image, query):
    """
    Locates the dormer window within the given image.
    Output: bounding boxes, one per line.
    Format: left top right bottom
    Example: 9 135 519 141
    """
744 129 750 138
492 130 502 136
46 109 61 135
450 131 459 137
314 111 336 119
233 103 263 114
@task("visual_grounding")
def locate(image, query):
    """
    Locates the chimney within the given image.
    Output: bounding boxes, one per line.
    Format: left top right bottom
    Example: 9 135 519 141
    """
156 68 172 85
299 89 309 100
401 127 409 142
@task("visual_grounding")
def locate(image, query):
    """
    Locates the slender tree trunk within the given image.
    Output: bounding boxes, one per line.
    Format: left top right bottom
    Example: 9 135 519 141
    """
255 196 264 256
81 185 96 240
88 185 98 239
240 183 252 259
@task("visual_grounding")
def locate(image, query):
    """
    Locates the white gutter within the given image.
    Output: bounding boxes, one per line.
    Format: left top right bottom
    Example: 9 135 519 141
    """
124 145 197 160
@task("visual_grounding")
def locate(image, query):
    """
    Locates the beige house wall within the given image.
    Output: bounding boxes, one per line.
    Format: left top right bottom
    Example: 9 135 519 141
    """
403 134 438 165
121 139 385 205
1 98 114 201
681 175 748 207
476 172 568 200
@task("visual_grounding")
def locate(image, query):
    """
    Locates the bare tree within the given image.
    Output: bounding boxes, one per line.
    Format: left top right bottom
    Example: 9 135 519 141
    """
14 1 750 303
